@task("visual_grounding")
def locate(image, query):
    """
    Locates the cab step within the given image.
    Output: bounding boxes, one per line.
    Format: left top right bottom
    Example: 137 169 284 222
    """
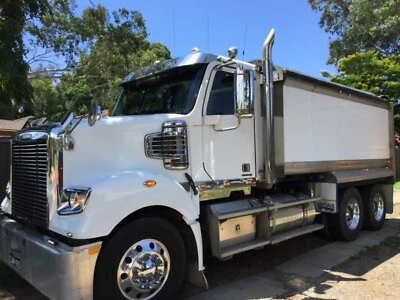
271 224 324 245
220 239 271 259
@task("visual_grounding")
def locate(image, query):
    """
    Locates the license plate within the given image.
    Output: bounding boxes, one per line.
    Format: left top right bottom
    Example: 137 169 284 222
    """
9 252 21 270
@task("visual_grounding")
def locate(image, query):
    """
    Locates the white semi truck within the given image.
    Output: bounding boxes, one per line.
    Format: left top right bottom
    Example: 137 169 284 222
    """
0 29 395 300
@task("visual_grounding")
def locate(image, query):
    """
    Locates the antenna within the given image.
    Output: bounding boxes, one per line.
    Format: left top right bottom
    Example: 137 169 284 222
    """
242 23 248 61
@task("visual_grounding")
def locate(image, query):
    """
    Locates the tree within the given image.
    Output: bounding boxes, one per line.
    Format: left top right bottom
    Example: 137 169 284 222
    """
26 5 171 120
325 51 400 100
31 78 71 121
308 0 400 65
24 0 76 66
0 0 50 119
75 40 171 110
61 7 171 113
0 1 171 120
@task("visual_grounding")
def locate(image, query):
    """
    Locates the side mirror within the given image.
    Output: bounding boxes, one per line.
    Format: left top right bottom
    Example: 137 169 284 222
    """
88 103 102 126
235 68 254 118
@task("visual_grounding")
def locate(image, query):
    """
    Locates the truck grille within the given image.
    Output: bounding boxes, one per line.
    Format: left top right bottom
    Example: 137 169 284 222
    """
11 139 48 227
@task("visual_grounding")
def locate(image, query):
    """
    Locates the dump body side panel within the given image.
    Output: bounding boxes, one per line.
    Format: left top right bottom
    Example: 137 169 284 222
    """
277 73 392 175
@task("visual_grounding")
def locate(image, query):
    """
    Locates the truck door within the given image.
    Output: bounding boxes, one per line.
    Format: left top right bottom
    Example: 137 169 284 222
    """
202 66 256 181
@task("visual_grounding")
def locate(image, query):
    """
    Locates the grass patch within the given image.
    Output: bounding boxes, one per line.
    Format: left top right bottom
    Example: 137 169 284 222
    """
359 245 380 256
0 261 28 291
394 181 400 190
381 236 400 247
358 236 400 257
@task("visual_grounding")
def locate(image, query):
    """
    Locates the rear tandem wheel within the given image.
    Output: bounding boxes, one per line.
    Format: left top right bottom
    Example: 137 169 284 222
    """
363 185 386 231
327 187 364 241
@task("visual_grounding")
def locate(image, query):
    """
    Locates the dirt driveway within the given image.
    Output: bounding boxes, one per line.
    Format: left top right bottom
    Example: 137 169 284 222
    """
1 195 400 300
284 235 400 300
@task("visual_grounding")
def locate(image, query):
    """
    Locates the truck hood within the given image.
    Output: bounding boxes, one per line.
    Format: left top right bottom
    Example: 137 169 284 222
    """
63 114 187 187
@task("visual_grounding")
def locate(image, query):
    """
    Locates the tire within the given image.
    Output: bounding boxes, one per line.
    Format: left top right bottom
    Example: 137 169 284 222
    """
328 188 364 241
363 185 386 231
94 217 186 300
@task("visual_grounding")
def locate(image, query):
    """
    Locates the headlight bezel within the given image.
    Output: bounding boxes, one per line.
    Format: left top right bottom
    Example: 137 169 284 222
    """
57 186 92 216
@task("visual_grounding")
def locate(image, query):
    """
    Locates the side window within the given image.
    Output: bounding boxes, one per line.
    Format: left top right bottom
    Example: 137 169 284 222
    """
206 71 235 115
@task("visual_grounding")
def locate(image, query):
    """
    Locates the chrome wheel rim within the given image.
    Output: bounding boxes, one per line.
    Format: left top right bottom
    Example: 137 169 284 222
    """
117 239 170 299
372 193 384 222
346 198 360 230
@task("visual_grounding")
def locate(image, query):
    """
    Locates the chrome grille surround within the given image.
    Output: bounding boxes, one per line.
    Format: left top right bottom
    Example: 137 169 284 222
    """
11 129 63 228
145 120 189 170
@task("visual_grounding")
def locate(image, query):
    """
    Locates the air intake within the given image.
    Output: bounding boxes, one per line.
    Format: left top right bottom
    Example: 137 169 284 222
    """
145 120 189 170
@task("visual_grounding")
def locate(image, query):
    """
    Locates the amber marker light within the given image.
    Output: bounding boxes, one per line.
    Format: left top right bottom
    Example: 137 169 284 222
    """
144 180 157 188
88 246 101 255
224 181 231 187
247 179 253 185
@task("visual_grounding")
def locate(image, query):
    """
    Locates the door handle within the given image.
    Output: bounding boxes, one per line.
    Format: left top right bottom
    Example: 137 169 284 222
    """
203 115 240 132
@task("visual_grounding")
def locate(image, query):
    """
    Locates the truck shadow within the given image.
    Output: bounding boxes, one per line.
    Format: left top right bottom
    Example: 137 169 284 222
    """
285 218 400 299
182 217 400 299
180 228 332 299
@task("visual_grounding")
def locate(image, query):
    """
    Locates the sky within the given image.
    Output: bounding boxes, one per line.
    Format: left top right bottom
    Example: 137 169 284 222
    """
75 0 337 78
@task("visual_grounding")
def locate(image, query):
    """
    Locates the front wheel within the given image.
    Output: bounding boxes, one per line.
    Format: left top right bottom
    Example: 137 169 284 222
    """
94 217 186 300
328 188 364 241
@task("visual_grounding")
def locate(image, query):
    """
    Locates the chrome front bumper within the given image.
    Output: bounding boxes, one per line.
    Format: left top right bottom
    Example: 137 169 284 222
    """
0 214 101 300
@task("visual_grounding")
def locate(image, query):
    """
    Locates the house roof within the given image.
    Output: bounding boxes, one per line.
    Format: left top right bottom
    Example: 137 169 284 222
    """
0 116 33 132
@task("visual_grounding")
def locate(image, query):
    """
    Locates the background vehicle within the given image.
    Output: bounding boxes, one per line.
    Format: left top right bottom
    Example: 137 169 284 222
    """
0 29 394 300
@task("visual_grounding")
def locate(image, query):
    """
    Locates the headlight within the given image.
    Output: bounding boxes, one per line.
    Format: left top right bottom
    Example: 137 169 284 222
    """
57 187 91 215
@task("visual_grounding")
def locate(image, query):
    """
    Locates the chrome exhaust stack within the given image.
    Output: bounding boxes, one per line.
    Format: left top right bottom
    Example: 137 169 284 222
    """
262 29 276 186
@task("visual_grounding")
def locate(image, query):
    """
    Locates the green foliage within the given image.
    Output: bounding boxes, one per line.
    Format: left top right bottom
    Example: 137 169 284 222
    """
32 79 58 117
393 181 400 190
75 40 170 111
381 236 400 247
0 1 171 121
325 51 400 100
62 7 171 114
359 245 380 257
0 0 50 119
61 77 93 116
31 78 72 121
308 0 351 36
308 0 400 65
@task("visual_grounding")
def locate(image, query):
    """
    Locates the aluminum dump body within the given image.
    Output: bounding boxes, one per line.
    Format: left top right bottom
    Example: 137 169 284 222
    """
272 67 393 176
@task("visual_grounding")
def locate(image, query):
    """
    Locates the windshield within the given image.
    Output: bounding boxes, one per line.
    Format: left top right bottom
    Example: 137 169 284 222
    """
113 64 207 116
